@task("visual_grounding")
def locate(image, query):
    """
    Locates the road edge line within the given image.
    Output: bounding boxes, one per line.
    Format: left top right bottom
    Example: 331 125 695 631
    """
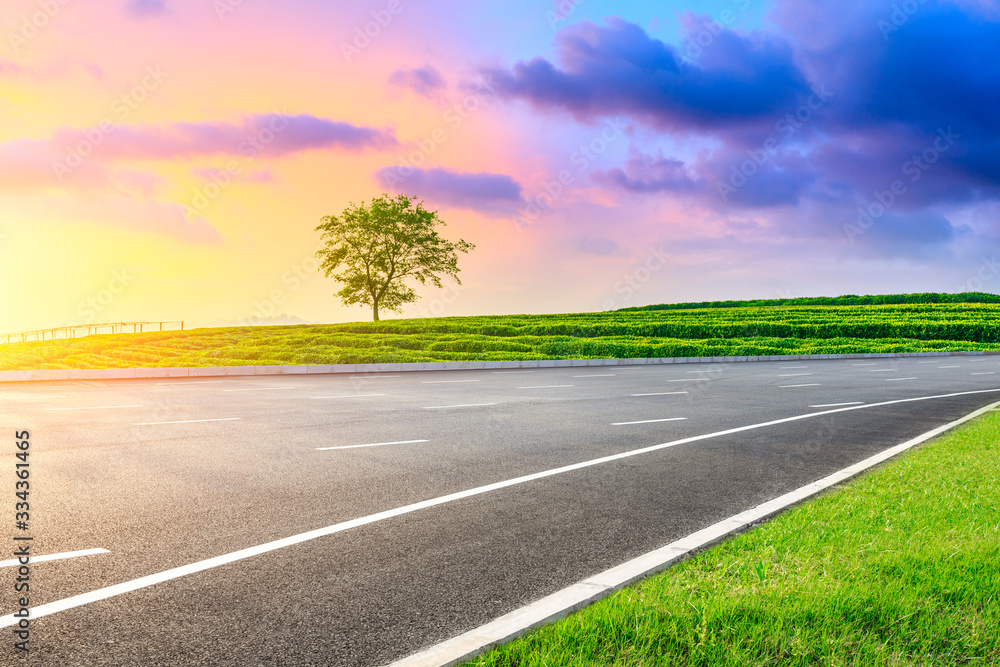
384 399 1000 667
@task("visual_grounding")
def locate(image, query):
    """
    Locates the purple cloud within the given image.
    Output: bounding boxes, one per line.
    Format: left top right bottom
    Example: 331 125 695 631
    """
388 65 446 98
126 0 167 17
376 167 523 211
592 149 703 194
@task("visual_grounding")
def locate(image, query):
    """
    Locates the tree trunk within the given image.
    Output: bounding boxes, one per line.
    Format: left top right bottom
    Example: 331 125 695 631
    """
372 301 380 322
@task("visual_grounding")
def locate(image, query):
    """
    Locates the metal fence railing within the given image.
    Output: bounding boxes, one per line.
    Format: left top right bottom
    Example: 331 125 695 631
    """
1 321 184 344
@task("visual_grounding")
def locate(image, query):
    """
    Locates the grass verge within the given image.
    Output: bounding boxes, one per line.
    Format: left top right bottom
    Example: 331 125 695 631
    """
464 409 1000 666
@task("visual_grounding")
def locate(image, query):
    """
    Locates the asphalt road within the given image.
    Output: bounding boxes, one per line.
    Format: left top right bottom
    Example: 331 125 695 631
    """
2 356 999 666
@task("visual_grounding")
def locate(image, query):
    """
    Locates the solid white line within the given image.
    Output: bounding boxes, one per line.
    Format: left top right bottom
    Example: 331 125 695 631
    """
9 387 1000 631
420 380 481 384
572 374 615 378
45 405 142 411
667 379 709 383
0 548 109 569
779 383 821 388
222 387 297 392
886 377 918 381
309 394 385 399
155 381 225 386
422 403 496 409
778 373 813 377
632 392 689 397
611 418 687 426
388 398 1000 667
516 385 573 389
809 402 863 408
134 418 242 426
972 372 996 376
316 439 429 451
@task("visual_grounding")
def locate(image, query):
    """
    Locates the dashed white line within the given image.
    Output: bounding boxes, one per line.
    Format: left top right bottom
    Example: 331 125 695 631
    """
667 379 710 383
309 394 386 399
135 418 242 426
937 365 960 369
316 440 429 451
868 369 897 372
222 387 298 392
886 377 918 382
0 548 109 568
972 372 996 376
810 401 863 408
516 385 573 389
45 405 143 411
631 392 689 397
779 383 821 388
778 373 813 377
611 418 687 426
572 374 615 378
9 387 1000 631
420 380 481 384
422 403 496 410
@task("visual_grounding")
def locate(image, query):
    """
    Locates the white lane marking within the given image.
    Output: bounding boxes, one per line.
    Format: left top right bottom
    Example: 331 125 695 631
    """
809 402 863 408
667 379 709 383
0 548 109 569
155 381 225 386
45 405 142 411
516 385 573 389
869 369 896 372
134 418 242 426
309 394 385 399
778 373 813 377
493 370 535 374
316 439 429 451
611 418 687 426
972 372 997 376
937 365 960 369
389 398 1000 667
222 387 298 392
420 380 481 384
632 392 689 397
572 374 615 378
422 403 496 410
886 377 918 381
0 395 66 400
6 387 1000 630
779 383 821 388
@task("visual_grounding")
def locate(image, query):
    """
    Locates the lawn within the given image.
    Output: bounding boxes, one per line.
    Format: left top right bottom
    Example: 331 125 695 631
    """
463 407 1000 666
2 293 1000 371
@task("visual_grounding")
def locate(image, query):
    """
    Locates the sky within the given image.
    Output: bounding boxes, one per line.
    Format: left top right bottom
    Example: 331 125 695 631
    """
1 0 999 331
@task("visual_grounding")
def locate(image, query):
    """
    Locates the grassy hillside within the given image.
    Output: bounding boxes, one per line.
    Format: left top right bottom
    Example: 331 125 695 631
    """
2 295 1000 370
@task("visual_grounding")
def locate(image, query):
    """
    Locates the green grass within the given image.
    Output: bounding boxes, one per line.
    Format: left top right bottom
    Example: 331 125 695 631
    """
3 296 1000 371
464 410 1000 667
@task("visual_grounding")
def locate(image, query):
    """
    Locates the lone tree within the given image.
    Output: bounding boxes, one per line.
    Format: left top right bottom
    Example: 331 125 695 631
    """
315 194 475 321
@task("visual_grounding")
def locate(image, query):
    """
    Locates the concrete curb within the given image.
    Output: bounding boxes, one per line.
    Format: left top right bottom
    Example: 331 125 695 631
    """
2 349 998 383
386 398 1000 667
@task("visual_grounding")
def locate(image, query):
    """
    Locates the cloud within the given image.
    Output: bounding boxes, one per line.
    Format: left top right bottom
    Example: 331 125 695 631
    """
388 65 446 98
592 148 703 194
573 236 627 257
126 0 167 17
483 17 810 131
375 167 523 212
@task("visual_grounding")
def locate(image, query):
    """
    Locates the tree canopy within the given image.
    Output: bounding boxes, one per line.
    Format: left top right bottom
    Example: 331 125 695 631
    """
315 194 474 321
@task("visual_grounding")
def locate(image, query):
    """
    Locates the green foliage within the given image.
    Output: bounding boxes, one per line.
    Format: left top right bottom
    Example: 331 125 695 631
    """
3 300 1000 370
315 193 474 321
